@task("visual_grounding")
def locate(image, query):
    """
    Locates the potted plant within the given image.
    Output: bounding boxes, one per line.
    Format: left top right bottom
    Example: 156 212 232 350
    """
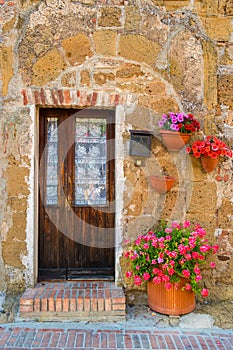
148 175 175 194
186 135 232 172
124 220 218 315
158 112 200 151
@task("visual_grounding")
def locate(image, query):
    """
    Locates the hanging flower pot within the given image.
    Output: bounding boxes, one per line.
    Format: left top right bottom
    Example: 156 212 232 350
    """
187 135 232 172
160 130 191 151
158 112 200 151
148 175 175 194
147 279 196 316
201 156 219 173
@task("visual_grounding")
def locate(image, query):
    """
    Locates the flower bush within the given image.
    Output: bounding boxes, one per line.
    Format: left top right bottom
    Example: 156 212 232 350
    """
124 221 218 297
186 135 232 159
158 112 200 134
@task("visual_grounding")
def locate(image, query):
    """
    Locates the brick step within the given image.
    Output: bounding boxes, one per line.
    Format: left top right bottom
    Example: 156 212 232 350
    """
19 281 126 322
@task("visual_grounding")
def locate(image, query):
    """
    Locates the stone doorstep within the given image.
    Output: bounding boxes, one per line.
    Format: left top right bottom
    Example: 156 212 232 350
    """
19 281 126 322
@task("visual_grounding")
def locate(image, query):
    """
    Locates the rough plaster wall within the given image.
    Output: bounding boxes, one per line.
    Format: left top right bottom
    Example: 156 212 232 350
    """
0 0 233 305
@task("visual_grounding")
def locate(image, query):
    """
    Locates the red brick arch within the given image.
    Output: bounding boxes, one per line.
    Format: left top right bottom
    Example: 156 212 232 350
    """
21 88 136 107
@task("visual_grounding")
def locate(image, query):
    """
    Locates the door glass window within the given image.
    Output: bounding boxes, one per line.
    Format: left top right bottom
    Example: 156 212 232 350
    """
75 118 107 206
46 118 58 206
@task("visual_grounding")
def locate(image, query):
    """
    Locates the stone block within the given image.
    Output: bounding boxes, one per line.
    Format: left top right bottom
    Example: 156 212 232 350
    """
80 70 91 86
62 34 92 66
219 0 233 15
119 34 161 66
125 6 141 31
138 95 178 114
98 7 122 27
93 30 117 56
160 191 181 221
32 49 67 85
217 74 233 107
61 72 76 87
217 199 233 230
125 105 151 129
2 241 26 268
0 46 13 96
94 72 115 85
168 30 203 105
116 63 143 79
180 313 215 329
194 0 219 15
203 40 218 110
187 181 217 212
151 0 189 11
141 15 167 46
201 17 233 42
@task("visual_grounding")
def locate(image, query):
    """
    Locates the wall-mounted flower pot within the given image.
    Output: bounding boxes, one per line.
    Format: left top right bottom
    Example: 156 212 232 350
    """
147 279 196 316
160 130 191 151
148 175 175 194
201 156 219 173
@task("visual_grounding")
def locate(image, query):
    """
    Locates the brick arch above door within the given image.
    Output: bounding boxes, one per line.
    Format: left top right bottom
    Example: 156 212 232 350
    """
21 88 136 108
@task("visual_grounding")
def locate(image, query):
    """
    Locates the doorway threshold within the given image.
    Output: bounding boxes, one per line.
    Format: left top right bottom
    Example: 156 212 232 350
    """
19 281 125 322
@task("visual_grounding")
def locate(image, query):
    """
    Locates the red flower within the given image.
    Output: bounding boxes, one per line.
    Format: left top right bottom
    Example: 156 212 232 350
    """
195 275 202 282
185 283 192 291
153 276 162 284
165 282 172 290
143 272 150 281
201 288 209 297
182 269 190 278
134 275 142 286
125 271 132 278
187 136 232 160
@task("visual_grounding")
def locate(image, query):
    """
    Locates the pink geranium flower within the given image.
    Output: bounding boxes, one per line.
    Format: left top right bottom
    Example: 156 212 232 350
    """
194 267 201 275
195 275 202 282
185 283 192 291
134 275 142 286
201 288 209 297
182 269 190 278
143 272 150 281
183 221 191 228
124 220 218 297
158 112 200 134
165 282 172 290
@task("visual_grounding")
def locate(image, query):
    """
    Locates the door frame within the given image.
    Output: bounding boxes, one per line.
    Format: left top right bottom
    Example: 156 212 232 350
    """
38 108 115 280
28 105 124 285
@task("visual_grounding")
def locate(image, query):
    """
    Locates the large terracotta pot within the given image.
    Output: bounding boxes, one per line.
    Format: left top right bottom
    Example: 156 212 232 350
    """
160 130 191 151
148 175 175 194
201 156 219 173
147 279 196 316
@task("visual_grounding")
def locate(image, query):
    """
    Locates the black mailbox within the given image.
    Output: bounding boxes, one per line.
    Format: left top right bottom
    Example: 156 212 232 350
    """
129 130 153 157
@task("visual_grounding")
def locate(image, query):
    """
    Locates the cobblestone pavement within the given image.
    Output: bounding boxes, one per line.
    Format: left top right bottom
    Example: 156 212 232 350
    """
0 321 232 349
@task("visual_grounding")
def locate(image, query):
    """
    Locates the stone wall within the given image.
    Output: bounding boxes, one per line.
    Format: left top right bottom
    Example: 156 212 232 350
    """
0 0 233 311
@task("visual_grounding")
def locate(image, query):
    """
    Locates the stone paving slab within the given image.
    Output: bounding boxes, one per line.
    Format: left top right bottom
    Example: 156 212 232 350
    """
0 323 232 349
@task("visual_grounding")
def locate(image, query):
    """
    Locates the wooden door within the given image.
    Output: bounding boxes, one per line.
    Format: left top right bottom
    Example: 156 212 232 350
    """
38 108 115 280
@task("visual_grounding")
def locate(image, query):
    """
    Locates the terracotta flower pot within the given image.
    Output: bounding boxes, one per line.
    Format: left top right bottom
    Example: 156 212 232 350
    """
147 279 196 316
201 156 219 173
160 130 191 151
149 175 175 194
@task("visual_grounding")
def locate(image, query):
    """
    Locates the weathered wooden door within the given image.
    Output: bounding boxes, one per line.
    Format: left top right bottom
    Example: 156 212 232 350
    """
38 108 115 280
